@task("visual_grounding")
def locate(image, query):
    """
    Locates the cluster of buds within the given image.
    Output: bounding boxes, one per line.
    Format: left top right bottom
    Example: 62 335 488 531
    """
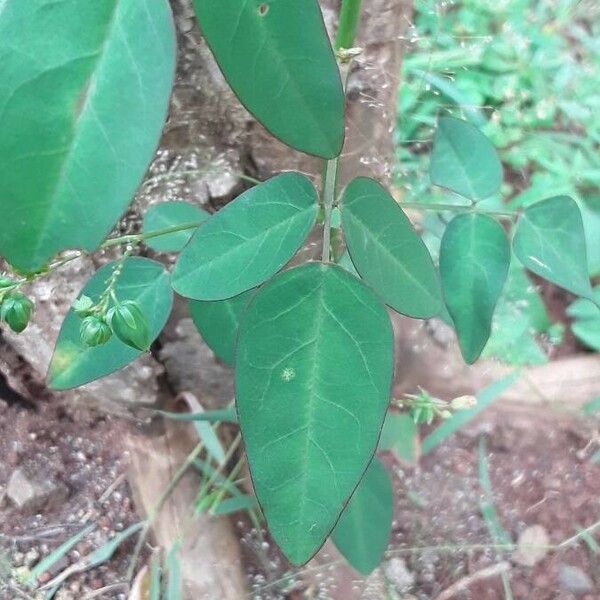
74 294 150 351
0 277 34 333
397 387 477 425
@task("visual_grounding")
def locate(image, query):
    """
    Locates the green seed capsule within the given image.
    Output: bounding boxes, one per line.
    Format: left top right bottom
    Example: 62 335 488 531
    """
1 293 33 333
108 301 150 351
80 315 112 347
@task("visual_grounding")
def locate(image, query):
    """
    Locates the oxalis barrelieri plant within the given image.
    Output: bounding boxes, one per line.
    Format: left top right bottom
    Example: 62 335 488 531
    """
0 0 596 576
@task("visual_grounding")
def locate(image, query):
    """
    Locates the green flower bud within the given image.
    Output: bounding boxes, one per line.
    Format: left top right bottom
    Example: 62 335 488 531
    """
108 301 150 351
80 315 112 347
1 293 34 333
0 277 14 289
73 295 95 317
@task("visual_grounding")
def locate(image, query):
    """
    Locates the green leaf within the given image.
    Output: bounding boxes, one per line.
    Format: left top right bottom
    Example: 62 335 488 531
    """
421 372 520 455
378 412 417 463
172 173 318 301
567 287 600 351
48 258 173 389
482 262 552 366
210 495 258 517
581 396 600 416
149 553 161 600
86 522 144 569
513 196 593 298
236 263 393 565
430 117 503 201
0 0 176 272
191 0 344 158
440 213 510 363
478 437 511 545
142 201 209 252
331 458 393 575
341 177 442 318
189 289 255 366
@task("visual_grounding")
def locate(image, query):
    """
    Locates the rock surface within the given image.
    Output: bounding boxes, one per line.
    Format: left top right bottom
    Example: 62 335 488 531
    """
558 564 595 595
6 467 69 513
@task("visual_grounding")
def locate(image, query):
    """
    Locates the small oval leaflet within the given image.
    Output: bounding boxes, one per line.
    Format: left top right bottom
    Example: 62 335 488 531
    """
142 201 210 252
341 177 442 318
172 173 318 301
331 458 393 575
430 117 503 201
48 258 173 389
512 196 593 299
191 0 344 159
0 0 176 272
440 213 510 364
236 263 393 565
189 288 256 366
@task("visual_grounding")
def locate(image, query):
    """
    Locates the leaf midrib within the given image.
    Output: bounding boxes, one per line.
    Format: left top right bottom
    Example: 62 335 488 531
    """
31 0 122 263
344 199 440 306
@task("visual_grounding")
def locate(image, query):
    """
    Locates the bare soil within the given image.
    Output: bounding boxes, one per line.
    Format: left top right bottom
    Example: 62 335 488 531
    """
1 394 599 599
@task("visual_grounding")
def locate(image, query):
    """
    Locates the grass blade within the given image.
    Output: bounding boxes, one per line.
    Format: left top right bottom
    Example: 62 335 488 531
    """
155 408 238 424
27 524 94 586
421 372 520 454
165 544 181 600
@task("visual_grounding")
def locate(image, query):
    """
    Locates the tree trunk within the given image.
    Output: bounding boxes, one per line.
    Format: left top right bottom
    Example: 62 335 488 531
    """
0 1 412 598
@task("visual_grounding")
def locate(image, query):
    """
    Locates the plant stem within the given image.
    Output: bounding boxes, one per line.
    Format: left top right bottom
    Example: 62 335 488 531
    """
101 221 203 248
335 0 363 51
320 0 363 263
399 202 517 220
321 158 339 262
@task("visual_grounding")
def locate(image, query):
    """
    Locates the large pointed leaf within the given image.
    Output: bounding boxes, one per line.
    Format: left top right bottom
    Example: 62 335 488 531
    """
48 258 173 389
440 213 510 364
236 263 393 565
172 173 318 301
430 117 503 201
142 201 209 252
513 196 593 299
341 177 442 318
0 0 176 272
188 289 255 366
331 458 393 575
192 0 344 158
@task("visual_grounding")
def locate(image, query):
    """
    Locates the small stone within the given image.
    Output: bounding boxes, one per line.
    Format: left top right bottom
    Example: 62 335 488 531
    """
513 525 550 567
384 557 415 593
24 548 40 567
6 467 69 513
558 564 594 595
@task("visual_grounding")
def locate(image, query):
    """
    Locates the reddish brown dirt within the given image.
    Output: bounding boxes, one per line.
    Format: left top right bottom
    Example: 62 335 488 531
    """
1 396 599 599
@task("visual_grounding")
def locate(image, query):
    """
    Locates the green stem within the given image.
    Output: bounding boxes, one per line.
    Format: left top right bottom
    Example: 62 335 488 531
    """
321 159 339 263
101 220 203 248
335 0 363 50
399 202 517 220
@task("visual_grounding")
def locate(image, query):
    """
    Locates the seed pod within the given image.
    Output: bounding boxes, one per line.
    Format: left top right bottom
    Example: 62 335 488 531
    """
73 295 95 317
1 293 34 333
108 301 150 351
80 315 112 347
